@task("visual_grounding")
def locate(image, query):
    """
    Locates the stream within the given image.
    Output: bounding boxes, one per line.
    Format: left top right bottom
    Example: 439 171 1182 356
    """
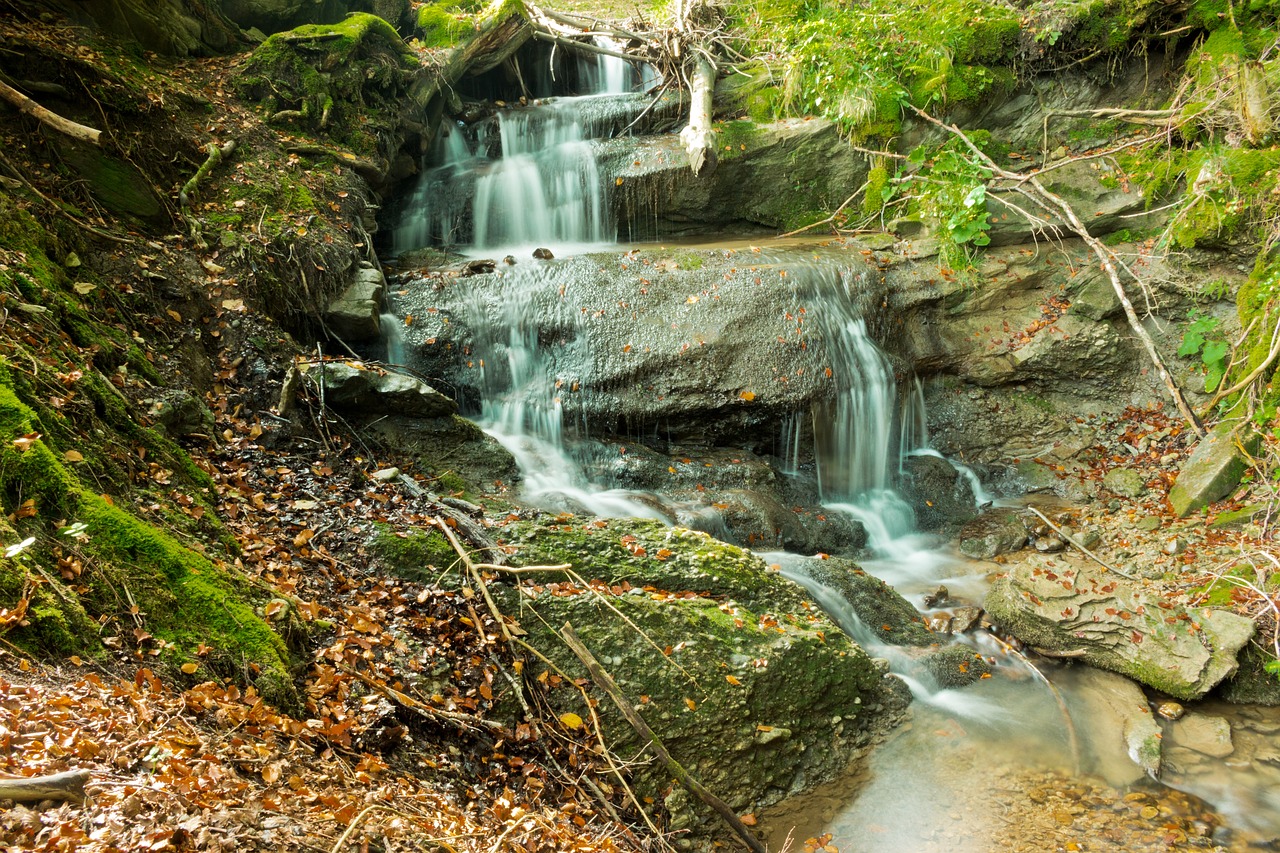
382 46 1280 852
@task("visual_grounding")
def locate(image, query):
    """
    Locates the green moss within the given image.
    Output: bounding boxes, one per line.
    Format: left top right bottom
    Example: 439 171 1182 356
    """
416 0 478 47
368 524 460 582
863 165 890 217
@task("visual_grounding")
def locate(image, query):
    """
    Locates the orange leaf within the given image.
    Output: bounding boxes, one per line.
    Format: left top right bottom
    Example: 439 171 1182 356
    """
738 391 755 402
683 697 696 711
740 814 757 826
181 662 199 674
63 450 84 462
725 675 741 686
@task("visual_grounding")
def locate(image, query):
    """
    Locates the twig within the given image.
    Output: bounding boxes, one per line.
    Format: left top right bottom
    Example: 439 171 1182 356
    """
778 186 865 238
560 623 766 853
0 769 91 804
1026 505 1136 580
341 665 506 732
0 148 133 243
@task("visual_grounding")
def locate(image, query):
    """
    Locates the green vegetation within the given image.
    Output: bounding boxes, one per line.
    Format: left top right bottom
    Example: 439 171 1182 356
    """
0 197 297 708
416 0 482 47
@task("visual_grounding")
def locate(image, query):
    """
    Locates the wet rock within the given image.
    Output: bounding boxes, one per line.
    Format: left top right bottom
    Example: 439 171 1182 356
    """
323 267 384 342
462 259 496 276
306 363 457 418
928 606 983 635
919 644 993 688
1167 713 1234 758
1070 668 1161 783
1169 424 1261 517
532 247 554 260
984 555 1255 700
958 511 1028 560
1157 701 1185 721
1102 468 1147 498
784 556 934 646
899 453 977 532
494 516 910 829
922 586 950 608
361 414 519 494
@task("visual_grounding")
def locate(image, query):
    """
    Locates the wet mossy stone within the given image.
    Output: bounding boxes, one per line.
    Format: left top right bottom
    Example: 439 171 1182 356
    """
490 515 910 830
919 643 993 689
1216 642 1280 705
55 140 165 222
785 556 933 646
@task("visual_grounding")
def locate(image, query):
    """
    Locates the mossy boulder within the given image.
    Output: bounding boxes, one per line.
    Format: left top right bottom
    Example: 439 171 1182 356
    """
986 555 1255 700
368 523 460 583
235 14 420 159
492 515 908 836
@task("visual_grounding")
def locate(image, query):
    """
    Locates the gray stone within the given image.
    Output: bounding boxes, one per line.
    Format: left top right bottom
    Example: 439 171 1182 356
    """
1135 515 1161 531
307 362 456 418
985 555 1255 700
899 453 977 532
324 267 385 342
1103 467 1147 498
1168 713 1234 758
1069 269 1122 320
362 414 518 493
958 511 1028 560
1069 668 1161 784
1169 424 1261 517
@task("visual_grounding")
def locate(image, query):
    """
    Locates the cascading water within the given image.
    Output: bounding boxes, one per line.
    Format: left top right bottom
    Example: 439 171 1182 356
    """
391 42 655 258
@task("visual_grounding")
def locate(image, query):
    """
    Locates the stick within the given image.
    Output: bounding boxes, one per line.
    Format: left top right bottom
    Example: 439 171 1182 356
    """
1026 506 1136 580
0 769 91 804
560 623 765 853
180 140 236 248
0 80 101 145
529 30 649 63
341 666 506 732
778 186 864 238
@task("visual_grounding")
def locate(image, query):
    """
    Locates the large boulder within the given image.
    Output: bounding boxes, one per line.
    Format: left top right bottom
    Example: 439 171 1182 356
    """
985 554 1255 700
1169 424 1261 517
493 517 909 836
47 0 238 56
603 117 867 237
220 0 412 35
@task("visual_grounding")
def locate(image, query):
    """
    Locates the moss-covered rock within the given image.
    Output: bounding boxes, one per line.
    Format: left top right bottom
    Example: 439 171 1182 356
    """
368 523 460 582
492 514 908 836
235 14 419 157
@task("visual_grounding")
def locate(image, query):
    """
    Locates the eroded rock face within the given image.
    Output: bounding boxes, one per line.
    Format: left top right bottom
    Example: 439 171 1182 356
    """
985 554 1255 700
494 517 909 837
1169 424 1260 517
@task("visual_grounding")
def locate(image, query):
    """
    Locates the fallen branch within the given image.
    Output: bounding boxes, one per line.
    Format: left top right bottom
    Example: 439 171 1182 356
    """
342 666 506 732
778 185 864 238
0 769 91 804
910 105 1205 437
0 148 133 244
0 79 101 145
679 56 717 176
1201 310 1280 415
1026 506 1136 580
560 623 765 853
529 29 650 63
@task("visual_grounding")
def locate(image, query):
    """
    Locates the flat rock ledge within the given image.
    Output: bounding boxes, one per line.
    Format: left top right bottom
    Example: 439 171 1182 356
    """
985 555 1255 700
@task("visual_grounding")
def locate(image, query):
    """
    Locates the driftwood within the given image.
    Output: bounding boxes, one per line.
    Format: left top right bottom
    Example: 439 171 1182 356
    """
560 623 766 853
0 769 91 805
0 80 101 145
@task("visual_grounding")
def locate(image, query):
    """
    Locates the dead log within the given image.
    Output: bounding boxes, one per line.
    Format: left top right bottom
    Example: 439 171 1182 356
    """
679 56 717 177
0 79 101 146
0 770 91 805
560 623 766 853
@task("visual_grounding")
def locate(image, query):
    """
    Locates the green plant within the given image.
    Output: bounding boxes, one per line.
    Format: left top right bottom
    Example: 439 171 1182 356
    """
909 142 993 251
1178 310 1230 392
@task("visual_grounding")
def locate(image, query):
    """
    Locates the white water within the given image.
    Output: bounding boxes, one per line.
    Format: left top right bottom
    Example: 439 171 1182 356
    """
392 45 652 258
380 312 405 366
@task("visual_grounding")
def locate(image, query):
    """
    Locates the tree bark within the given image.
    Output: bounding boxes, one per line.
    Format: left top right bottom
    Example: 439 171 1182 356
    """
0 80 101 145
679 56 717 177
560 623 766 853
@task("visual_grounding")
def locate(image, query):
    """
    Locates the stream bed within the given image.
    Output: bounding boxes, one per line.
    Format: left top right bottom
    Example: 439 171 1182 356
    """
381 44 1280 852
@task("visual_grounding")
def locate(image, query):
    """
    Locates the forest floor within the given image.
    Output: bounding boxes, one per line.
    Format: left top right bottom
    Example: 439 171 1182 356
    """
0 9 1277 853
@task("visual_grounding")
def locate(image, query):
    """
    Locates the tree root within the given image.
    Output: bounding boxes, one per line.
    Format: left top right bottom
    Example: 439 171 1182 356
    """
180 140 237 250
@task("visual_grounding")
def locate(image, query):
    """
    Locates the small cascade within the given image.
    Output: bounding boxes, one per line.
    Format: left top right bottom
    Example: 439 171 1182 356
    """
390 41 655 258
461 263 664 518
380 313 405 366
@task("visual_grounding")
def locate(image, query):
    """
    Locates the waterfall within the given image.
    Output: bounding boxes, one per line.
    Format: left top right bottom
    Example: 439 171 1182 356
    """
380 313 405 366
391 42 655 258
